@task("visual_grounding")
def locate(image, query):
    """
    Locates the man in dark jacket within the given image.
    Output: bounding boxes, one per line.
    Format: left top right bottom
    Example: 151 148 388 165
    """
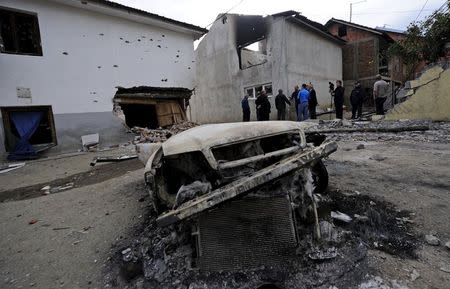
241 92 251 121
275 89 291 120
350 81 365 119
255 90 271 121
308 83 318 119
291 85 300 118
333 80 345 119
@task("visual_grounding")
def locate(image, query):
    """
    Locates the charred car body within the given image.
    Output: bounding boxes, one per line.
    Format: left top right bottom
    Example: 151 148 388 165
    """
141 121 337 270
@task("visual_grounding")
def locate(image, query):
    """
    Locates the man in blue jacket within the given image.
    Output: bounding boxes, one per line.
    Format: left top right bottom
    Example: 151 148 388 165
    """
297 84 310 121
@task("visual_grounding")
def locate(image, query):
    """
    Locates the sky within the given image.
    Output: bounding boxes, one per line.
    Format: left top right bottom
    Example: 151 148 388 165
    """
114 0 446 31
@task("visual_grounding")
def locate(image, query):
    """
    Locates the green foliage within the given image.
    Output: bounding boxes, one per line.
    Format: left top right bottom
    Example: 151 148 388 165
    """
388 3 450 74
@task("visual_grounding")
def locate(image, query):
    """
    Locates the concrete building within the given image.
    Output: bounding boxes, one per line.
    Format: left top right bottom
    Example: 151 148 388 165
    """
191 11 344 123
325 18 408 108
0 0 206 157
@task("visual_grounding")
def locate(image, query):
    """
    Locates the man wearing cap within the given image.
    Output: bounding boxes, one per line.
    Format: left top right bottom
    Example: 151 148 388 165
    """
373 74 389 115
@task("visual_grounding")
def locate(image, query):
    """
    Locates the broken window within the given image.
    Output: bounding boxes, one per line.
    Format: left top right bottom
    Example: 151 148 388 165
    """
1 106 57 158
244 83 273 99
235 15 268 70
338 25 347 37
0 7 43 56
240 39 268 69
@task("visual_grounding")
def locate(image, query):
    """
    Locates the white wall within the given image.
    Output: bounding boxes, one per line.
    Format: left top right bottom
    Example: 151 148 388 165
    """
285 21 343 109
0 0 197 114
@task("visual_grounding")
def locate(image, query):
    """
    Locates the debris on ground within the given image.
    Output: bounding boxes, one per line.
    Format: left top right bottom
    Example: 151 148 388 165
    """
81 133 99 151
425 234 440 246
358 276 410 289
0 162 25 174
331 211 353 223
28 219 38 225
445 240 450 250
306 120 450 144
131 121 197 143
410 269 420 281
90 155 138 166
370 154 387 161
440 265 450 273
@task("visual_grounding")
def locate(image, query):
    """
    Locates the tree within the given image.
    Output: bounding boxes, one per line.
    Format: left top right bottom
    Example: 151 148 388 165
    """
388 2 450 78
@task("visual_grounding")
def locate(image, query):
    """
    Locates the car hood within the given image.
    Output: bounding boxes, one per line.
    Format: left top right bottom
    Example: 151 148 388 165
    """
162 121 316 156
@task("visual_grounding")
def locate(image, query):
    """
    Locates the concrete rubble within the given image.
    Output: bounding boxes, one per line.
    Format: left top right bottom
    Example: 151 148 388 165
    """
130 121 197 143
424 234 440 246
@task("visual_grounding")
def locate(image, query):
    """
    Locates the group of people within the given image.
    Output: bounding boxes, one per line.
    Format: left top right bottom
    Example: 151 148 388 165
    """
241 74 389 122
241 83 319 122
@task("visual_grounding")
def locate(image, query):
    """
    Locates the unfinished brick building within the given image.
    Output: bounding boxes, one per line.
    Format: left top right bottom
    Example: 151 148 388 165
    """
325 18 407 109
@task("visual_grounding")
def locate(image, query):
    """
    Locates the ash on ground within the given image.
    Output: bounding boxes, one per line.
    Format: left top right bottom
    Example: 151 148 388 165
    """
103 189 419 289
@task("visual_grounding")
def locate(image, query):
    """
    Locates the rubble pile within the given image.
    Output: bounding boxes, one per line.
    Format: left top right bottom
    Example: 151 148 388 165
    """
105 190 419 289
131 121 198 143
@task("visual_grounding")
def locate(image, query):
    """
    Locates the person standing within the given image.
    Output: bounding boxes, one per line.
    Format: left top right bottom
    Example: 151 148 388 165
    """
373 74 388 115
350 81 365 119
291 85 300 119
333 80 345 119
308 83 318 119
275 89 291 120
241 92 251 122
297 84 310 121
255 90 271 121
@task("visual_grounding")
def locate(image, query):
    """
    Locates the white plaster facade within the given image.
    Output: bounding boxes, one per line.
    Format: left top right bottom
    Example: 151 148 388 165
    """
0 0 206 154
192 13 343 123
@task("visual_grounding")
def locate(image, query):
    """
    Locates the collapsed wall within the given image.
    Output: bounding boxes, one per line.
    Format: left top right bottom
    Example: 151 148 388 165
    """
386 66 450 121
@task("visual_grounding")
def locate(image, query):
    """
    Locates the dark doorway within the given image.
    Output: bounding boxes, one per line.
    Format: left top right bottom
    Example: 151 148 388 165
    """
1 105 57 159
121 104 159 129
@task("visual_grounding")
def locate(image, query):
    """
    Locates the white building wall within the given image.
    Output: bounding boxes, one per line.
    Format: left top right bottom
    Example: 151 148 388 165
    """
0 0 196 113
0 0 198 154
285 21 343 111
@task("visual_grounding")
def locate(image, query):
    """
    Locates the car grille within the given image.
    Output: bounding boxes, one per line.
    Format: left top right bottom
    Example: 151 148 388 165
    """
196 194 298 271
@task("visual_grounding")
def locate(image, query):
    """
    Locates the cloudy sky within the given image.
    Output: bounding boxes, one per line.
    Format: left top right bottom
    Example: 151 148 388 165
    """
114 0 445 31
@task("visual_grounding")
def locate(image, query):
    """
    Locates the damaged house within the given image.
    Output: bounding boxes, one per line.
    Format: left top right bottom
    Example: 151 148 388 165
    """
191 11 344 123
325 18 409 109
0 0 206 158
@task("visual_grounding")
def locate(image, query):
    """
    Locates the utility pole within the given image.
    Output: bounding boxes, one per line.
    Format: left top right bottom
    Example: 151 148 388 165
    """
350 0 367 22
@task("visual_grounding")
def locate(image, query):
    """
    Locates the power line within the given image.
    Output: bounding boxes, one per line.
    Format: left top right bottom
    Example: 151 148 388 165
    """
204 0 245 29
354 9 434 15
414 0 430 22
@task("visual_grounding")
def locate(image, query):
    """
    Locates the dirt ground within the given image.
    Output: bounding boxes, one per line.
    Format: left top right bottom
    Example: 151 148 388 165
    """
0 125 449 288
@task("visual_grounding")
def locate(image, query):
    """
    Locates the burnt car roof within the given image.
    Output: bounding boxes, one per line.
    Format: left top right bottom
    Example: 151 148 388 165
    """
162 121 315 156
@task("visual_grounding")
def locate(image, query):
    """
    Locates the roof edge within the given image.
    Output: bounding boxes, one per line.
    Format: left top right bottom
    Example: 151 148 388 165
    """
63 0 208 35
287 16 345 45
325 18 383 35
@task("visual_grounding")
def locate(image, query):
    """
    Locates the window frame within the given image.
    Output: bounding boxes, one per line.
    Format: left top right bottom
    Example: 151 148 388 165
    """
338 25 347 37
244 83 273 100
0 6 43 56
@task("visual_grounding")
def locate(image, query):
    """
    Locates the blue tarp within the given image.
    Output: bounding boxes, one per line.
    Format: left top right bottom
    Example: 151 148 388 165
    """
8 111 44 160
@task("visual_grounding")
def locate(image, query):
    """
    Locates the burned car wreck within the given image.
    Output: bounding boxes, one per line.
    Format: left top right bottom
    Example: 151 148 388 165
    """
140 121 337 271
